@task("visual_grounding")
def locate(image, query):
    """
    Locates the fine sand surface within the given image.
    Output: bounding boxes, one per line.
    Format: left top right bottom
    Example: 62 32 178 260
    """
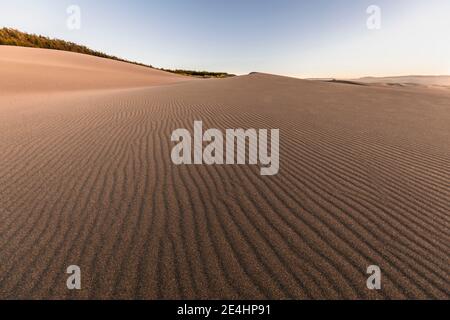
0 46 190 94
0 47 449 299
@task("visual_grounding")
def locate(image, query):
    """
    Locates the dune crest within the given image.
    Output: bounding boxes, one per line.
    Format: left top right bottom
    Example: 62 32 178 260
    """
0 46 191 94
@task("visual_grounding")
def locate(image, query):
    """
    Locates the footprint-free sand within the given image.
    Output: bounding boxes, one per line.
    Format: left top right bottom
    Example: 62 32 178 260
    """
0 46 449 299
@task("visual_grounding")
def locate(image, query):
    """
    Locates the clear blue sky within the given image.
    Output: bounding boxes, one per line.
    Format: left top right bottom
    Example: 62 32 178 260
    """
1 0 449 78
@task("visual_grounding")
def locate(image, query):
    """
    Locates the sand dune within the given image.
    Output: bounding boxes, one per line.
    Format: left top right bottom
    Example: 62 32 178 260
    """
355 76 450 89
0 46 190 94
0 48 449 299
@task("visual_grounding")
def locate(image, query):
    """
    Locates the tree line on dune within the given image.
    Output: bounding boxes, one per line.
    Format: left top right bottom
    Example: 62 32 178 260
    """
0 28 234 78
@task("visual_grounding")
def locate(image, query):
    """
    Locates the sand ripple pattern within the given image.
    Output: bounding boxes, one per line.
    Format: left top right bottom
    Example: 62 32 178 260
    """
0 74 449 299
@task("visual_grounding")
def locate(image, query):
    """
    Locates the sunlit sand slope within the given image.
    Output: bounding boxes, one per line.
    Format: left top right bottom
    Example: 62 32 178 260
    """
0 49 449 299
0 46 189 93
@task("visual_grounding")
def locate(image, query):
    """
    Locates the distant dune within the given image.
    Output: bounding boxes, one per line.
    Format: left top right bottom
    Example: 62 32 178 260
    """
354 75 450 88
0 47 449 299
309 75 450 89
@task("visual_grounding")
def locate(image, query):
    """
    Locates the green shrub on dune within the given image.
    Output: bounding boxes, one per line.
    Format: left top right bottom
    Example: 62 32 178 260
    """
0 28 234 78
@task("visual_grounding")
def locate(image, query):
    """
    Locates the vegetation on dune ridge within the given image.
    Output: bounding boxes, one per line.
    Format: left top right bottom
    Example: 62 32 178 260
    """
159 68 233 78
0 28 235 78
0 28 153 68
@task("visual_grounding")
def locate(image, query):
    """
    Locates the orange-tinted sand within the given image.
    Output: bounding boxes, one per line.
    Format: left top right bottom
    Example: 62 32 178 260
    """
0 47 449 299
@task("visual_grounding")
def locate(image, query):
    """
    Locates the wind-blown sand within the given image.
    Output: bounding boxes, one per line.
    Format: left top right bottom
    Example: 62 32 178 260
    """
0 47 449 299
